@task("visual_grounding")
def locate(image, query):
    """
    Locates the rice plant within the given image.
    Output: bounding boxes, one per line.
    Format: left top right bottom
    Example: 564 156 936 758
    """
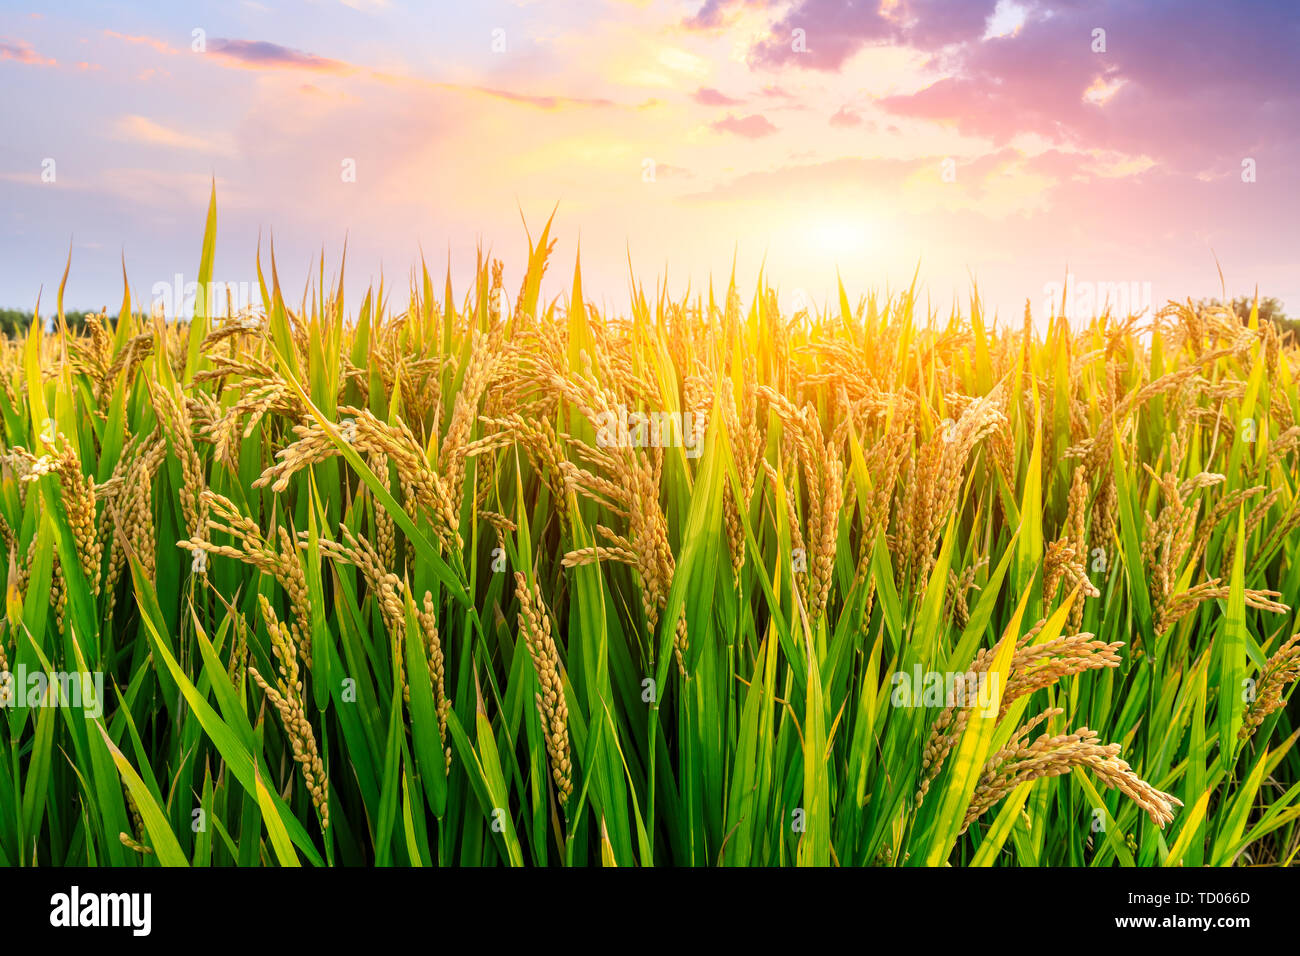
1 194 1298 867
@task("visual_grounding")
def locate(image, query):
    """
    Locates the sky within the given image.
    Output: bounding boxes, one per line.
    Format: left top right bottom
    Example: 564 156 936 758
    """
1 0 1297 325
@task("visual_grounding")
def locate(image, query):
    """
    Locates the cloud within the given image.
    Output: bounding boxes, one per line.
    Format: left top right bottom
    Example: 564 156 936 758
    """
874 2 1300 169
693 86 744 106
683 0 761 31
654 163 693 179
207 38 355 74
298 82 334 98
103 30 181 56
829 106 861 127
114 115 232 155
0 37 56 67
745 1 894 72
464 87 616 110
711 113 777 138
102 27 643 119
190 36 621 113
740 0 999 71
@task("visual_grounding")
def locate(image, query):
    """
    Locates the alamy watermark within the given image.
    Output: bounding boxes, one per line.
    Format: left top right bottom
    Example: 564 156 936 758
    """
50 886 150 936
890 666 1000 717
595 404 704 458
1043 274 1153 321
151 275 259 321
0 666 104 719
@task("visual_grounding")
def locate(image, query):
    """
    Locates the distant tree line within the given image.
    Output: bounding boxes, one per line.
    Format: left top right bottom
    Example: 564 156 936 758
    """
1191 296 1299 338
0 308 100 337
0 296 1294 338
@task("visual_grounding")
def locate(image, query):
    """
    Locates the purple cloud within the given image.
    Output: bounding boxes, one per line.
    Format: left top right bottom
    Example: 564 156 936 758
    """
208 38 352 73
741 0 999 71
683 0 766 30
877 1 1300 169
0 37 56 66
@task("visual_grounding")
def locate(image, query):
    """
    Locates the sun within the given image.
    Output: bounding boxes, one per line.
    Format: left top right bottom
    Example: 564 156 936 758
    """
806 217 877 259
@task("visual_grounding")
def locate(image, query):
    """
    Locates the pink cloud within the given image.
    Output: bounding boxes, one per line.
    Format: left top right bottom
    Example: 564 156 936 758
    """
465 86 616 111
712 113 778 138
829 106 862 127
0 37 56 67
693 86 744 106
114 114 233 155
103 30 181 56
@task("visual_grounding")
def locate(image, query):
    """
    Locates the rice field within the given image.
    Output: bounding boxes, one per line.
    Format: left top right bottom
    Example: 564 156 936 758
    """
1 198 1298 867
